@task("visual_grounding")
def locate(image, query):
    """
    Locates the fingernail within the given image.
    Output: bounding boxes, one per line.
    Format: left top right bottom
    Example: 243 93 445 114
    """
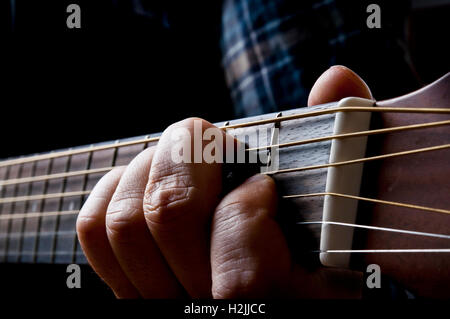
245 174 269 184
333 65 373 99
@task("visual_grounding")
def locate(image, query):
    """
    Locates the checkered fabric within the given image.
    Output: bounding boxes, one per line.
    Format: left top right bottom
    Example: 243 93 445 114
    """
220 0 412 117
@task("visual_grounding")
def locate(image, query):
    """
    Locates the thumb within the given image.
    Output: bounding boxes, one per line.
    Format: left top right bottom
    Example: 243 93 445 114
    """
307 65 373 106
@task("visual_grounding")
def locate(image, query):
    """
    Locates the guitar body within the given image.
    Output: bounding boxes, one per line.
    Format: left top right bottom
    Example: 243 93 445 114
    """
360 73 450 297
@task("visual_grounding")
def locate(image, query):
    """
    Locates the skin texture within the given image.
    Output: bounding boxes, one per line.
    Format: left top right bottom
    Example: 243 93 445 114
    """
77 65 373 299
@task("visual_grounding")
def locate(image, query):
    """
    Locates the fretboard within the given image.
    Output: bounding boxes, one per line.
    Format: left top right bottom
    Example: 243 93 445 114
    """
0 102 338 264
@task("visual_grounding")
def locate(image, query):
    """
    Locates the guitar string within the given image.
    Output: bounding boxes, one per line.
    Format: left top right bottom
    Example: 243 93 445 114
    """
0 191 91 204
2 183 449 252
1 190 449 247
3 219 450 241
6 251 85 257
0 143 449 207
1 119 449 187
0 210 80 220
2 212 450 243
4 249 450 258
247 119 450 152
297 221 450 239
264 143 450 175
0 166 117 187
283 192 450 215
1 230 77 240
1 106 449 169
309 249 450 254
2 184 449 219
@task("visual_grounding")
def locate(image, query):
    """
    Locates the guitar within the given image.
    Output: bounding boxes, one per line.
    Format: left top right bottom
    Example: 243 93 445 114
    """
0 72 448 298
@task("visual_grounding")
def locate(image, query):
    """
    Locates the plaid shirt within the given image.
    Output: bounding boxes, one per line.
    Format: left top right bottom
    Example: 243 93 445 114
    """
220 0 415 117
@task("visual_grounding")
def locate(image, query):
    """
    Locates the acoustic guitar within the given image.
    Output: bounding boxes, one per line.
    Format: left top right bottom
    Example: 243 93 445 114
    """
0 72 448 298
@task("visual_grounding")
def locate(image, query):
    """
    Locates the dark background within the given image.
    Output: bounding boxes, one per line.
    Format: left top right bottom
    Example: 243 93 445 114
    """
0 0 234 159
0 0 449 160
0 0 449 301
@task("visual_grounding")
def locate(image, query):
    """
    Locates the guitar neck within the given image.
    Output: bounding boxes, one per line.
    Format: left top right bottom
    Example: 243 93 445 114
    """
0 102 339 264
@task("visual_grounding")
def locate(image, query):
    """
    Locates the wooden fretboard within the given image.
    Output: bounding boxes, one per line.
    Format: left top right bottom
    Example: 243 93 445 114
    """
0 102 338 264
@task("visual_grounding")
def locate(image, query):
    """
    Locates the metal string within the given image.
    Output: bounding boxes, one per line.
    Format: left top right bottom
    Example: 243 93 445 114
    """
1 119 449 188
1 106 449 169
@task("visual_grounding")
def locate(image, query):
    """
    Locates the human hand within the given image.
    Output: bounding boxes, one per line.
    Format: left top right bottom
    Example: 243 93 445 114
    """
76 65 372 298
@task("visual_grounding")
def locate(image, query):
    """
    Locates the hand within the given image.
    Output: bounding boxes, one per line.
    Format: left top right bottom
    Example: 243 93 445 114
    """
76 65 373 298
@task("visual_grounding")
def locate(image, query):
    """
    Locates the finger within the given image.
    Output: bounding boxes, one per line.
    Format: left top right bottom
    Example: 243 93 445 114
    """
307 65 373 106
77 167 140 298
210 174 363 299
105 147 184 298
211 174 292 298
144 118 229 298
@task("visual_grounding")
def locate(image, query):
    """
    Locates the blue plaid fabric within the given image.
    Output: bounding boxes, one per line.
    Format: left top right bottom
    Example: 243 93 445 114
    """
220 0 413 117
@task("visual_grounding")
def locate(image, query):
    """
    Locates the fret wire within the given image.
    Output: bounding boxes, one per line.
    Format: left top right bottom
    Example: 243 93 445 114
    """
297 221 450 239
50 155 72 263
3 119 449 189
0 165 12 262
265 143 450 175
31 158 53 263
15 161 37 263
1 106 449 169
72 150 94 264
3 164 23 262
284 192 450 215
144 137 151 149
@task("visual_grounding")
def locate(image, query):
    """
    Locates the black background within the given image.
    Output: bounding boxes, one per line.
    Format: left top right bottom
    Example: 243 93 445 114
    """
1 1 233 159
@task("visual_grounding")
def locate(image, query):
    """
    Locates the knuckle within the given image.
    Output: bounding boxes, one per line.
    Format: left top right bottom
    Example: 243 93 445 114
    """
105 190 145 241
253 174 277 195
174 117 208 131
105 207 142 242
143 169 199 225
164 117 212 140
76 212 103 242
76 167 127 241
